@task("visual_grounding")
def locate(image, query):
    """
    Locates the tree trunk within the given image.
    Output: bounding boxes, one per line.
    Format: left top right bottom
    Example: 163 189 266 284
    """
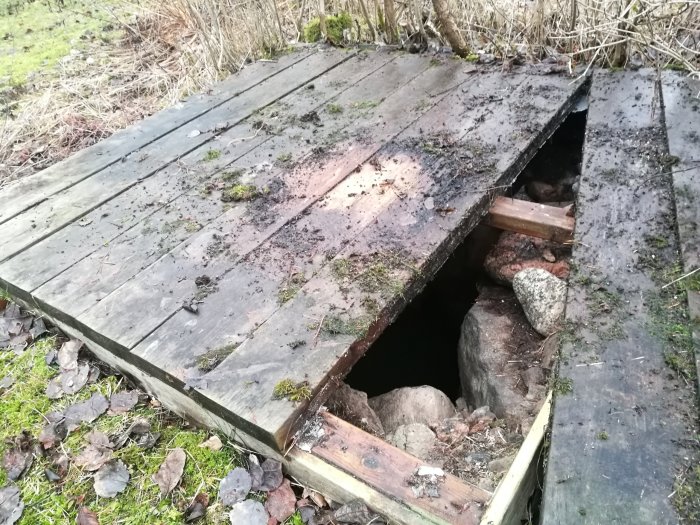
431 0 469 58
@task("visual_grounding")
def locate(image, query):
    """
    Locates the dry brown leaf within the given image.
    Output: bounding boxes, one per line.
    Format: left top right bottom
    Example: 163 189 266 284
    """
152 448 186 495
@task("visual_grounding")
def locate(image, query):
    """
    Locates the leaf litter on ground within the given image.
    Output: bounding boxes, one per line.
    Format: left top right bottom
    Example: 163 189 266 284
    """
219 467 251 506
94 460 129 498
108 390 140 415
0 485 23 525
152 448 186 495
76 506 100 525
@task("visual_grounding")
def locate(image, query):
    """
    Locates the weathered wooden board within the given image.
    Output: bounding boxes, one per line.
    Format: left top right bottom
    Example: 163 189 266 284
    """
73 56 476 350
662 72 700 402
310 412 489 525
0 49 313 225
486 196 574 243
0 48 355 261
192 71 587 447
1 51 400 294
541 70 696 524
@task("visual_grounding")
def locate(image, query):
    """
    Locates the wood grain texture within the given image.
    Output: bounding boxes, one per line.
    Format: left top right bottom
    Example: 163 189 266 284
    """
195 71 587 448
541 70 695 525
0 48 355 262
2 50 398 295
311 412 489 525
486 196 574 243
0 49 313 226
75 56 472 350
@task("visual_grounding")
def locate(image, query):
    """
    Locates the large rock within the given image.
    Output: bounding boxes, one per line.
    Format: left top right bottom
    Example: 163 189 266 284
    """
484 231 570 285
389 423 437 460
513 268 567 336
457 286 544 420
368 386 455 433
327 383 384 436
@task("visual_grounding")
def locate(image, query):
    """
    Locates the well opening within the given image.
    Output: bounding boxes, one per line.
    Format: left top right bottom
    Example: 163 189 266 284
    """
330 105 588 500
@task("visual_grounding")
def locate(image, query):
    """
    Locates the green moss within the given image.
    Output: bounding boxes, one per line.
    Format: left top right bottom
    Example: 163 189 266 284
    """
303 12 352 45
276 152 293 167
311 314 373 339
674 463 700 524
597 431 609 440
278 273 305 305
196 343 239 372
326 103 343 114
272 379 312 402
466 53 480 63
221 184 258 202
220 169 244 181
351 100 379 110
0 287 10 301
587 288 623 315
331 259 352 279
203 149 222 162
552 377 574 396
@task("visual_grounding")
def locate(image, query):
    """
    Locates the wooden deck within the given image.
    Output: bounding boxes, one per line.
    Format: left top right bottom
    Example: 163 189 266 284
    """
541 70 699 524
0 46 585 449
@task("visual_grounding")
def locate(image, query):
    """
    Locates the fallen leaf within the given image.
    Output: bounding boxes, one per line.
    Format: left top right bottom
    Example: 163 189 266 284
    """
264 479 296 522
0 485 24 525
0 375 14 392
29 318 47 340
252 458 283 492
333 499 377 524
108 391 139 415
75 444 112 472
76 506 100 525
152 448 186 495
2 449 33 482
60 363 90 394
57 339 82 370
44 348 57 366
228 500 268 525
64 393 109 432
8 333 30 353
198 435 222 451
113 418 153 449
38 412 67 449
44 469 61 482
187 129 201 138
87 366 100 383
219 467 251 506
94 460 129 498
135 432 160 450
45 376 64 399
184 492 209 522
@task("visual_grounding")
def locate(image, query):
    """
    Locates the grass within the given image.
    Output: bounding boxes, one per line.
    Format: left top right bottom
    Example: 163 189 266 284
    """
277 273 305 305
203 149 222 162
0 335 245 524
0 0 122 89
675 461 700 524
326 103 343 114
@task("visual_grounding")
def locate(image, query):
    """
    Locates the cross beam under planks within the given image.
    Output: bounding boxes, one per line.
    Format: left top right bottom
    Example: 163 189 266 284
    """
486 196 574 243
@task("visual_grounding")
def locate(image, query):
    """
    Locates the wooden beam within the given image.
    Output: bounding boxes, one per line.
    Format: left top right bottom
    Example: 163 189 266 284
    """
486 196 574 243
310 412 490 525
480 392 552 525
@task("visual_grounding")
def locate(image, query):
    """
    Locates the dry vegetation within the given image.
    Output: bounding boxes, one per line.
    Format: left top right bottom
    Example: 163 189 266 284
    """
0 0 698 184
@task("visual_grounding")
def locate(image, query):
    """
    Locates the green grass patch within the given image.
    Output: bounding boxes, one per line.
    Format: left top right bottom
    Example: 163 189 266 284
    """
326 103 343 114
0 334 243 524
203 149 222 162
0 0 123 90
272 379 311 402
221 184 258 202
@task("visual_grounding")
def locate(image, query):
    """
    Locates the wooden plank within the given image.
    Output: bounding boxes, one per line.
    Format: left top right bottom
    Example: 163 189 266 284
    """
0 48 355 262
129 63 513 383
72 56 475 350
662 72 700 394
7 295 483 525
541 70 696 524
485 196 574 243
310 412 489 525
480 392 551 525
0 50 400 295
0 49 313 225
192 71 587 448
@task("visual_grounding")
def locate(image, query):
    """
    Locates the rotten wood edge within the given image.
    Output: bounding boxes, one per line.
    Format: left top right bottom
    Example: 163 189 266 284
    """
480 392 552 525
309 411 490 525
485 196 574 243
11 295 485 525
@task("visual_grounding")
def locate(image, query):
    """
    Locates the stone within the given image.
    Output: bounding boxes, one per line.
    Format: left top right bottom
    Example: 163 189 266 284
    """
389 424 437 460
484 231 570 285
326 383 385 436
457 286 543 420
513 268 567 336
488 454 516 474
368 386 455 434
